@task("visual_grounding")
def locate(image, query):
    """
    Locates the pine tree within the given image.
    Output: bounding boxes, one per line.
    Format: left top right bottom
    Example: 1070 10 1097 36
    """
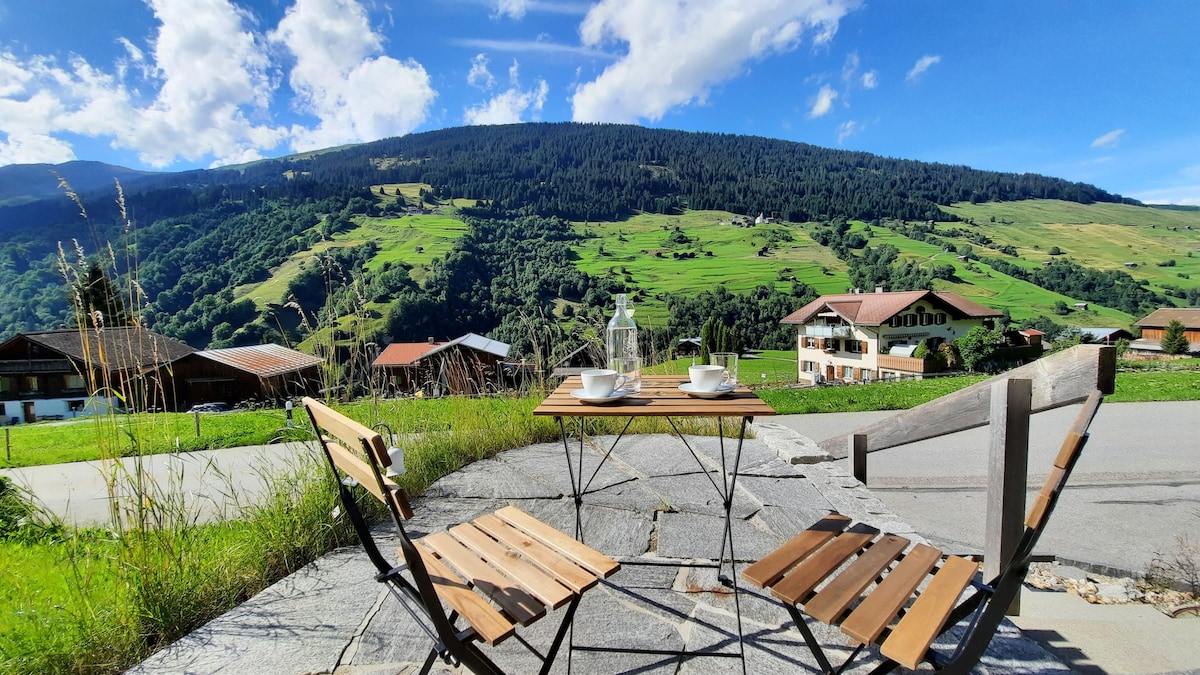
71 261 131 328
1160 319 1191 355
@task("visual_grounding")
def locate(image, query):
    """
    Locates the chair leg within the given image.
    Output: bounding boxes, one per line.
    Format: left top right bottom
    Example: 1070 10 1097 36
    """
540 595 581 675
786 604 837 674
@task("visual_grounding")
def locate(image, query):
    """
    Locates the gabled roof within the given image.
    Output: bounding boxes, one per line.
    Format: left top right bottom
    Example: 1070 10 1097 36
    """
780 290 1002 326
0 327 194 369
1077 328 1130 341
193 344 322 378
427 333 510 359
1135 308 1200 330
373 341 447 367
371 333 511 367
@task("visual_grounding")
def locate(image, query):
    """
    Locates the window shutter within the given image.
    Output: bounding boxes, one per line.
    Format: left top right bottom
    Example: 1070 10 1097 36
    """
861 341 869 354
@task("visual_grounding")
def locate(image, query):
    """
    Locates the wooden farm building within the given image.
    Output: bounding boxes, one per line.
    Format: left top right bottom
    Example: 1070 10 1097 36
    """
373 333 522 396
159 344 323 410
0 327 194 422
1130 308 1200 356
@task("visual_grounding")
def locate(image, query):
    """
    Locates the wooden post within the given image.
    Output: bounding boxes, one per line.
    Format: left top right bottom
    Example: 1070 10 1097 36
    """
5 427 9 462
194 411 201 437
985 377 1031 615
849 434 868 484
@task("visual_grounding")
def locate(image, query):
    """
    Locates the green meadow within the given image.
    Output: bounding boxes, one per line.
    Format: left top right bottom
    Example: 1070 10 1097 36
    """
233 197 1200 335
571 211 849 326
857 223 1137 324
943 200 1200 297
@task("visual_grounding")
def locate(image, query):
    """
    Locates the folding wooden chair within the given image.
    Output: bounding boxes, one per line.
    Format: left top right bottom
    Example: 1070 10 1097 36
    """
303 397 619 675
742 390 1104 674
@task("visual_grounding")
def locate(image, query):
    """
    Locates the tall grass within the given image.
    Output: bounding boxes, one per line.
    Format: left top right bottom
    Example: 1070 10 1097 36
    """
0 180 359 674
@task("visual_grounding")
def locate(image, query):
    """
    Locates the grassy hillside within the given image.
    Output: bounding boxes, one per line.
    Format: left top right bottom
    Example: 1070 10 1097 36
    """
942 200 1200 299
572 211 849 326
233 198 1200 343
859 223 1136 324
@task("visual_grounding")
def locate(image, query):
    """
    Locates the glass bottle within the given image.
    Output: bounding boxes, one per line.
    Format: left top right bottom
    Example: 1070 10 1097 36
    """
606 293 641 393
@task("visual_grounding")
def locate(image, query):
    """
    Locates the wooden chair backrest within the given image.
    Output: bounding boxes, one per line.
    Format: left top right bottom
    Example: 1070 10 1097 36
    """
302 396 413 520
1024 389 1103 531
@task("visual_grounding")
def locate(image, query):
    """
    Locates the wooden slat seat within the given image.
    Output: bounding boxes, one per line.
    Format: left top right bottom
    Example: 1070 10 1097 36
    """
303 397 619 674
744 389 1104 674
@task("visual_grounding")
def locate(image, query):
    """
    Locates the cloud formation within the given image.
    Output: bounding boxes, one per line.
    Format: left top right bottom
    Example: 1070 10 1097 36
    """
464 59 549 125
572 0 859 123
809 84 838 118
1091 128 1125 149
270 0 436 152
0 0 438 168
905 54 940 81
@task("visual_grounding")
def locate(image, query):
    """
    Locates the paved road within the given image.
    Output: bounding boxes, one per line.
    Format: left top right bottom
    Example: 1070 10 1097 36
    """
772 400 1200 576
1 443 308 527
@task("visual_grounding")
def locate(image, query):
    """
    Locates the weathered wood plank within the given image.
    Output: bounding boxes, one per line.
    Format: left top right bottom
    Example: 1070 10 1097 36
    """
984 378 1031 615
819 345 1114 458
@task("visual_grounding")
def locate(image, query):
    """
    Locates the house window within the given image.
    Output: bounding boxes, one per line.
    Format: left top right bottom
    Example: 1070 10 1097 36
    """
848 340 868 354
68 400 85 412
935 313 947 325
802 361 816 373
22 376 39 392
862 370 872 383
65 374 85 390
904 313 917 327
919 309 933 326
826 339 839 352
0 377 10 393
804 336 818 349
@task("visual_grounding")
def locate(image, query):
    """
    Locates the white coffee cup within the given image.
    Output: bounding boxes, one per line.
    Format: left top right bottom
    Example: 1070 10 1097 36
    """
581 369 619 397
689 364 727 391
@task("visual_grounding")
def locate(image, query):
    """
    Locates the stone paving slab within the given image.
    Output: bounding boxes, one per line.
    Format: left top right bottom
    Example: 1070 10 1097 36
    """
128 430 1071 675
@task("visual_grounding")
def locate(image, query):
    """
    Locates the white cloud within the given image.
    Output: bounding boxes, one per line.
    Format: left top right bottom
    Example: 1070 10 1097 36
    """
464 59 549 125
836 119 862 143
0 0 289 168
271 0 436 153
126 0 287 167
468 54 497 89
905 54 940 82
493 0 530 19
1091 128 1125 149
808 84 837 118
572 0 860 123
861 70 877 89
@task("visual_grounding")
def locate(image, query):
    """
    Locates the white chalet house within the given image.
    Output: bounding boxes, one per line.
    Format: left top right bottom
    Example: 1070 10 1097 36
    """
782 289 1003 384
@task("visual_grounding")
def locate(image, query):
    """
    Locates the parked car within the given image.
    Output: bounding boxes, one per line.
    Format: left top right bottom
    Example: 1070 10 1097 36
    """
187 402 230 413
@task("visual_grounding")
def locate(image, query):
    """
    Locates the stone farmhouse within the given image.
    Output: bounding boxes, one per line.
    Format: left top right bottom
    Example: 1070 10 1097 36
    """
782 289 1003 384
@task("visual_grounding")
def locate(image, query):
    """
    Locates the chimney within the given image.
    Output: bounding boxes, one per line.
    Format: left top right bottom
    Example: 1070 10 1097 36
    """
875 285 884 293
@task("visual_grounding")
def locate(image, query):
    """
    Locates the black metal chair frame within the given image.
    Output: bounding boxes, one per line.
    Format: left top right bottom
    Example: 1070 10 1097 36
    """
304 399 584 675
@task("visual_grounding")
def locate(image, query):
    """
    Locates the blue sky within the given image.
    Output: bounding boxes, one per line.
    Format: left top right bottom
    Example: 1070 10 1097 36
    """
1 0 1197 204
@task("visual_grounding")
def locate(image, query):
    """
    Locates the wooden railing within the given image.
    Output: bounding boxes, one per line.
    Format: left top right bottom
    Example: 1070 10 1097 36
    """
828 344 1116 615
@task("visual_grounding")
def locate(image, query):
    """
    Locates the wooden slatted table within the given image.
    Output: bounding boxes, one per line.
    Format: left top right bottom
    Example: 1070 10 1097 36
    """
533 375 776 669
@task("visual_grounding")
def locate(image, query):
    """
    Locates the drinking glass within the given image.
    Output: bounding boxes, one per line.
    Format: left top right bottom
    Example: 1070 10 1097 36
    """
610 356 642 394
709 352 738 387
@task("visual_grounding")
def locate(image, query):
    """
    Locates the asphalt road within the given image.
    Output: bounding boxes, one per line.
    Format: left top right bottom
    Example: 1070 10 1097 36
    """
772 400 1200 576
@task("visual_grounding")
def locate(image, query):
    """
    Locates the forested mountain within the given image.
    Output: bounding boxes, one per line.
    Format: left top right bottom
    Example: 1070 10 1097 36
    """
0 122 1154 360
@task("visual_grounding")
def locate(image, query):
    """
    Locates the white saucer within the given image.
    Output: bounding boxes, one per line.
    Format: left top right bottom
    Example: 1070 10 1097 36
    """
570 388 630 404
679 383 735 398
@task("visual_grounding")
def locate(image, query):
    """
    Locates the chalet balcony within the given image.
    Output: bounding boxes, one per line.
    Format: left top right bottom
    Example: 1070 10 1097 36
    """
877 354 937 374
804 325 854 339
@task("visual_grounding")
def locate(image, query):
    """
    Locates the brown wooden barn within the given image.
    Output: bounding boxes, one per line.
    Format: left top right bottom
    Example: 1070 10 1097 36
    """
372 333 519 396
160 343 322 410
